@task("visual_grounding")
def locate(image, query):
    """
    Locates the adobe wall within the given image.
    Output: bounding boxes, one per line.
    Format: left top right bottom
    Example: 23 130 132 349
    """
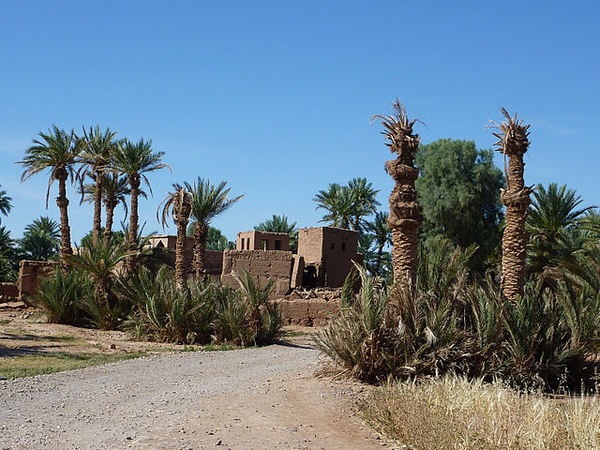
0 283 19 303
237 231 290 251
221 249 293 297
296 227 359 288
320 227 359 288
275 287 342 326
17 260 59 305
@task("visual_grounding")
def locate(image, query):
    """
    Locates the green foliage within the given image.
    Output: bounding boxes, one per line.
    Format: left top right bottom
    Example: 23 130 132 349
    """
0 185 12 224
18 216 61 261
33 267 92 326
205 226 235 250
314 177 380 232
0 226 18 281
415 139 504 269
125 267 215 344
66 239 132 330
527 183 596 281
316 241 600 391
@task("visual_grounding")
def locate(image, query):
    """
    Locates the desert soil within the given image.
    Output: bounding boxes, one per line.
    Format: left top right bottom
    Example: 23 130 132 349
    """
0 307 391 450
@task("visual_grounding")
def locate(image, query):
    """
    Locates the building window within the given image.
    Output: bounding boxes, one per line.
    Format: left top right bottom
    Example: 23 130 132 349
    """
275 240 282 250
330 243 335 250
341 242 346 251
262 239 268 250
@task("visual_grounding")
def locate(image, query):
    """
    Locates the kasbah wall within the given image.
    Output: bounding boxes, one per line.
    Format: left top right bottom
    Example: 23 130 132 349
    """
7 227 359 326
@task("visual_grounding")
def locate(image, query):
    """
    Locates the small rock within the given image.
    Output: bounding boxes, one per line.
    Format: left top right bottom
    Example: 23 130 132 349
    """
215 439 223 446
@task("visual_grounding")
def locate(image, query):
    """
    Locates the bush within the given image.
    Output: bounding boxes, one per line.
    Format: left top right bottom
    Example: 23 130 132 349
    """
33 267 92 326
125 267 215 344
316 241 600 391
213 271 282 347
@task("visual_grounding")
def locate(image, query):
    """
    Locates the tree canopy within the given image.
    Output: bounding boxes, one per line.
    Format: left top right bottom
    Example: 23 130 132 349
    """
415 139 505 267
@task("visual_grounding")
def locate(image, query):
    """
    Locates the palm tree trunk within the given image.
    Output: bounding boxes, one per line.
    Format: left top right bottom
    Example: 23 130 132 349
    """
92 172 103 246
126 175 140 272
386 160 421 289
104 200 115 243
56 170 73 266
494 109 531 301
193 221 208 280
175 217 189 291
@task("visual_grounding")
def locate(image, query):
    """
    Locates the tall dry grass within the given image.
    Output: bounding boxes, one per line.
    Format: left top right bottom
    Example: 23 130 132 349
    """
361 376 600 450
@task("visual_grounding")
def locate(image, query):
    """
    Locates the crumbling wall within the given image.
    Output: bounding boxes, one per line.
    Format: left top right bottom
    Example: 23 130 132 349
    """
221 250 292 297
275 288 342 326
17 260 59 305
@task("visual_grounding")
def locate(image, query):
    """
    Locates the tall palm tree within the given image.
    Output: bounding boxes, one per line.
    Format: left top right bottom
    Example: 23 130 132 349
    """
77 126 119 245
314 183 355 229
111 138 170 272
372 100 422 289
347 177 380 232
491 108 532 301
0 185 12 224
254 214 298 251
185 178 242 279
158 184 193 291
19 125 81 264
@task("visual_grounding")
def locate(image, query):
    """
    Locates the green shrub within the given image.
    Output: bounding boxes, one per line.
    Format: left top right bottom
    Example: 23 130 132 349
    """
125 267 215 344
316 241 600 391
33 267 92 326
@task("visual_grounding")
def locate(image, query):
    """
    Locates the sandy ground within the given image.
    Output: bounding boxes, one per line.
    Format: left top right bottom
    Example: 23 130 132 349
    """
0 306 393 449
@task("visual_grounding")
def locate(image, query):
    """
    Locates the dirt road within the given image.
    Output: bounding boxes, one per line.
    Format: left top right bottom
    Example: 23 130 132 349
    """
0 334 389 449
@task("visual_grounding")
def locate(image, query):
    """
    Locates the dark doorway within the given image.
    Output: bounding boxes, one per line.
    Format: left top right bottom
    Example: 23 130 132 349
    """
302 266 317 289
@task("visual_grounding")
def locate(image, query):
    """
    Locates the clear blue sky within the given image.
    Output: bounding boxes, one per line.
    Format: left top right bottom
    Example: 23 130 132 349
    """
1 1 598 243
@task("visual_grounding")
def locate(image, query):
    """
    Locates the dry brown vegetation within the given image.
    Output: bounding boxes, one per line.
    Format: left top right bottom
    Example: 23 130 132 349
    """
361 376 600 450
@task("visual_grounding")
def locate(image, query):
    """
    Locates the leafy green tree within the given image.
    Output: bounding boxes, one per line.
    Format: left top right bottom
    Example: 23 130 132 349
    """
415 139 505 270
77 126 119 245
185 178 243 278
19 126 81 263
527 183 595 282
0 185 12 224
111 138 170 271
18 216 61 261
348 177 380 232
254 214 298 251
205 226 235 251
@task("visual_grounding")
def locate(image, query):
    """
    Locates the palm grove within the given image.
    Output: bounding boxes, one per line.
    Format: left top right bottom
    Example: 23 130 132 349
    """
2 106 600 390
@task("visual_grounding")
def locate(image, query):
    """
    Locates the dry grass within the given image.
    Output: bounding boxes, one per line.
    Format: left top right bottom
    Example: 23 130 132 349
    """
360 376 600 450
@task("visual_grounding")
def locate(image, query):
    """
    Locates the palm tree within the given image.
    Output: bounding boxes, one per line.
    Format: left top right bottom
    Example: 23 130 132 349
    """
19 125 81 264
372 100 422 289
0 185 12 224
254 214 298 251
0 226 17 281
314 183 355 229
81 172 137 243
347 177 380 232
491 108 532 301
77 126 119 245
19 216 61 261
111 138 170 272
158 184 193 291
365 211 392 276
527 183 595 282
185 178 243 279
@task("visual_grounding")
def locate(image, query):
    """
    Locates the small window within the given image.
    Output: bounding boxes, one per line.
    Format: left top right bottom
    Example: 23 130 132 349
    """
240 238 245 250
330 243 335 250
341 242 346 251
275 240 282 250
262 239 268 250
